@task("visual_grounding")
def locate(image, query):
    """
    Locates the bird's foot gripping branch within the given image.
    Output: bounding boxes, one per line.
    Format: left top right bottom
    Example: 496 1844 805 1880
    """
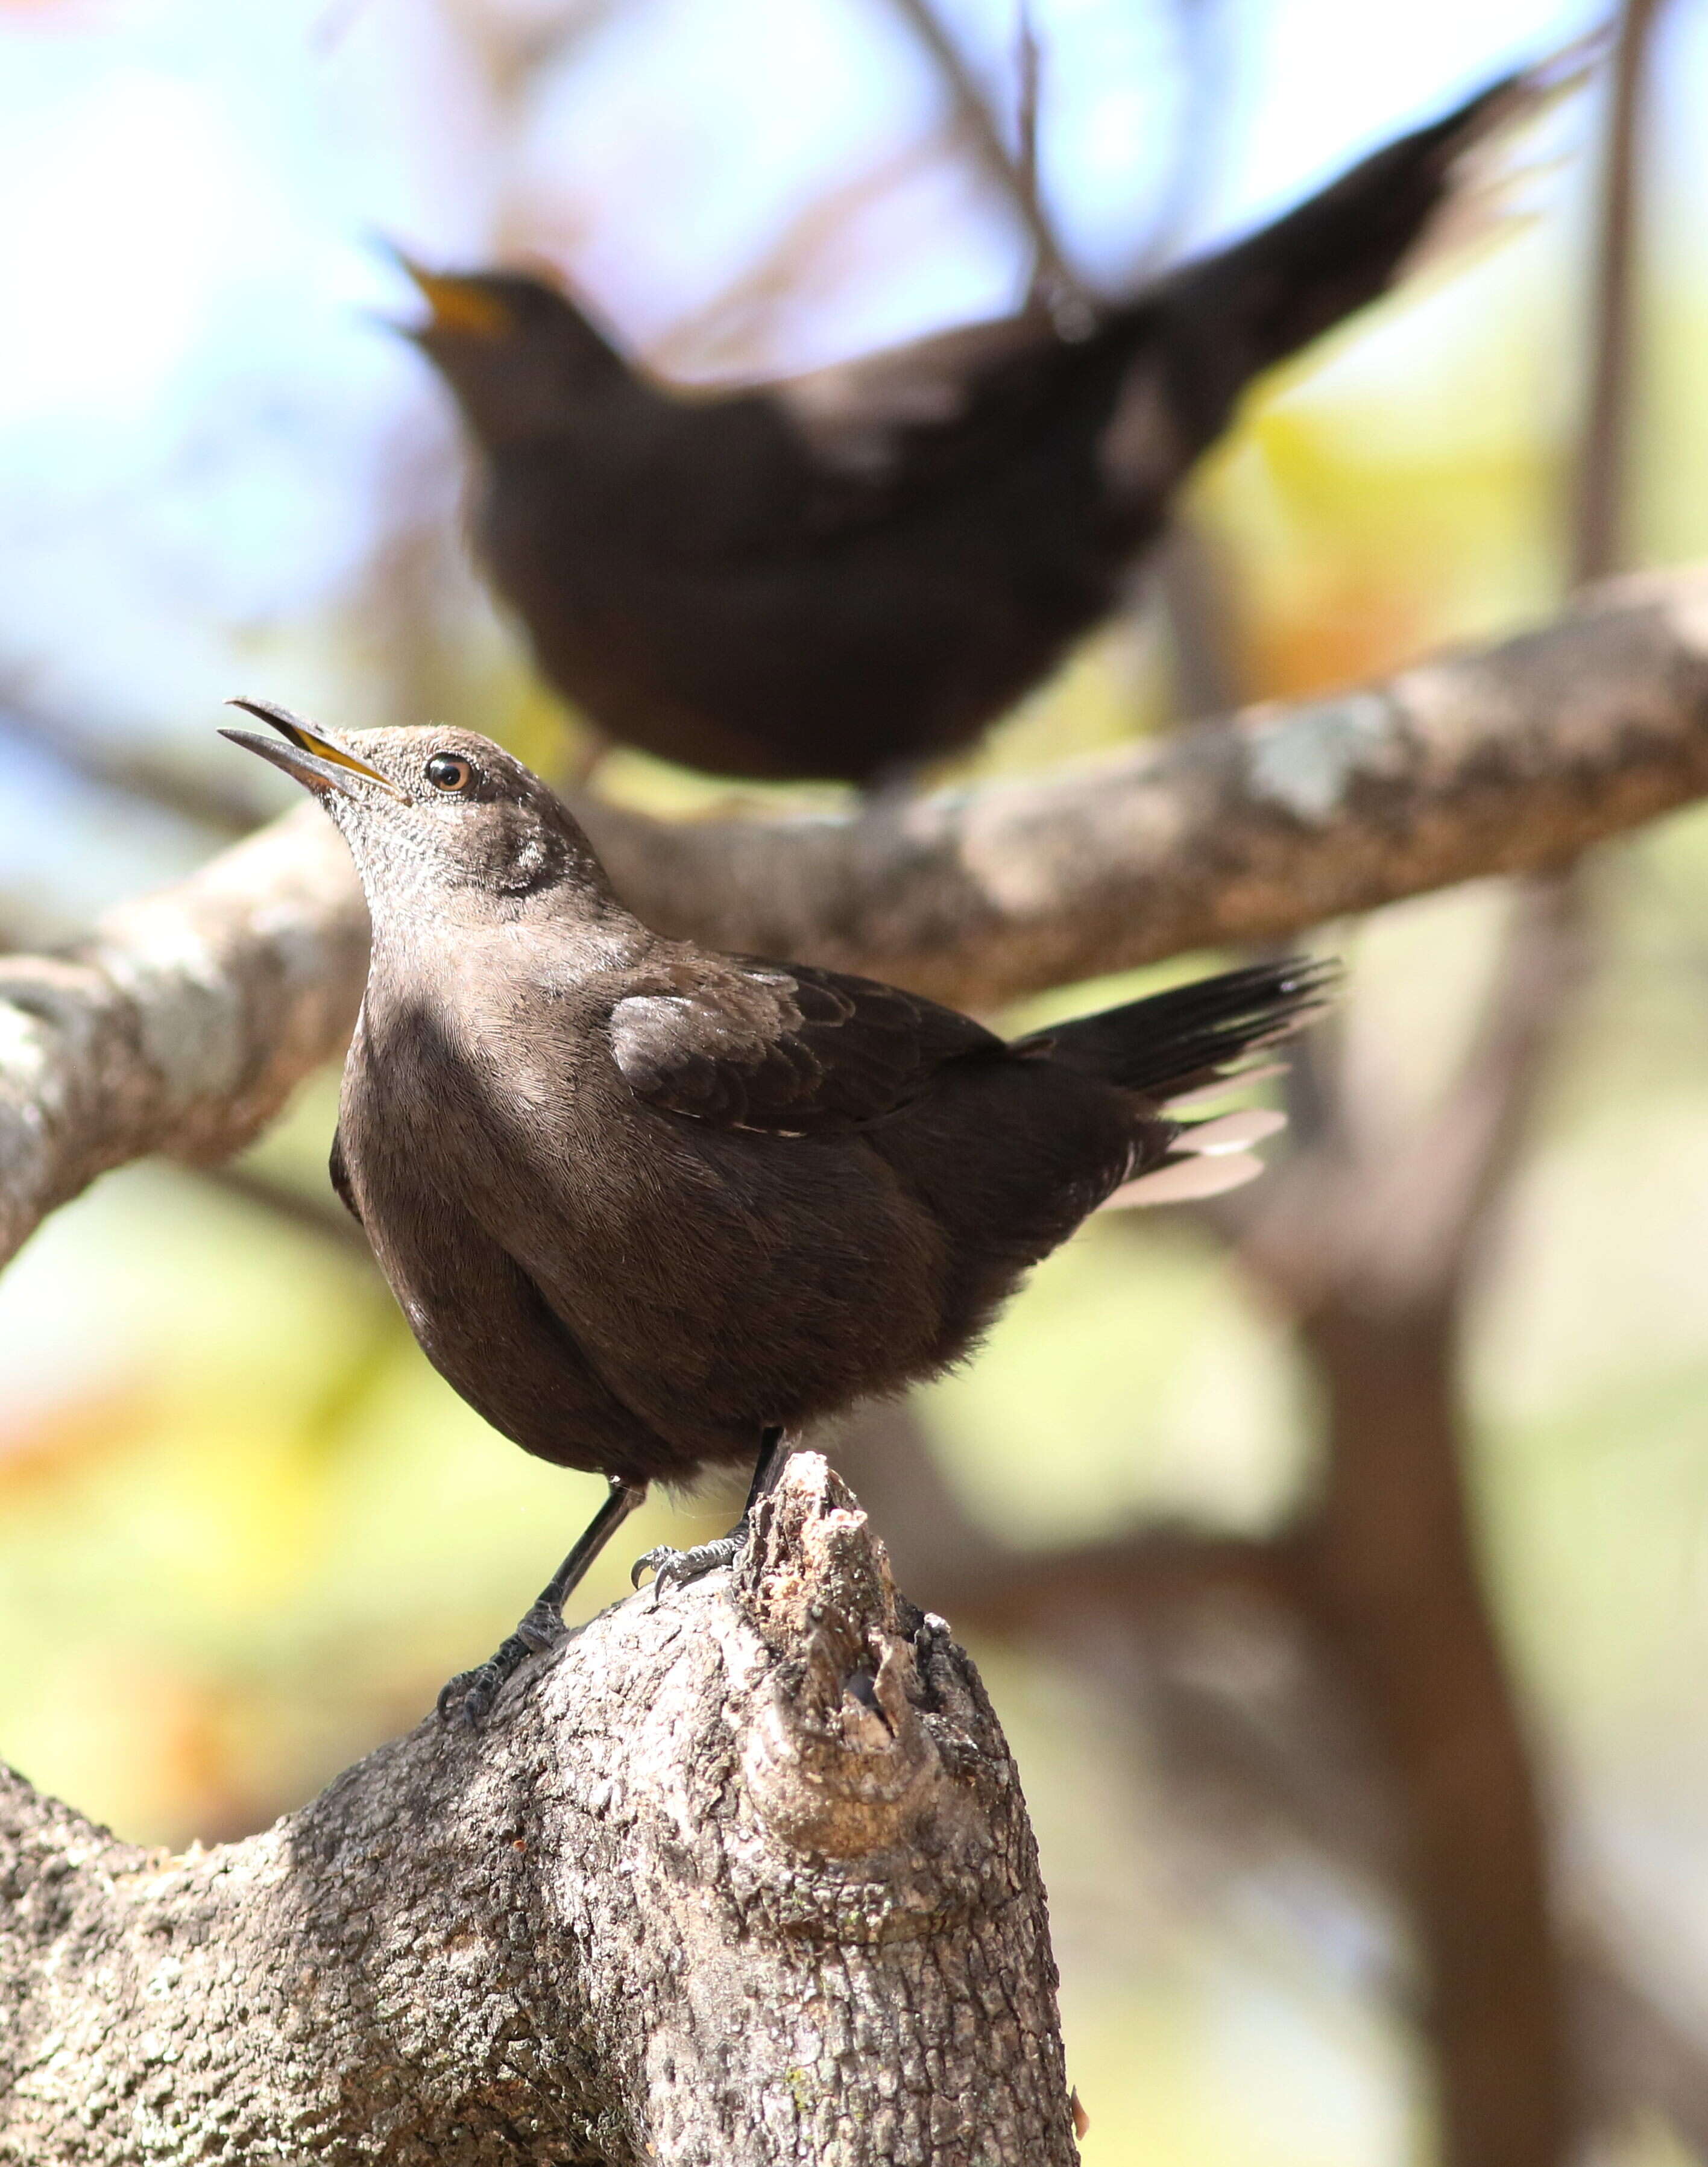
0 1454 1079 2167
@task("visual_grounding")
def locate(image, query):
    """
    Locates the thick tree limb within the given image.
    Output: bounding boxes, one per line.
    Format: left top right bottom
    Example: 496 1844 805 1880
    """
5 568 1708 1269
0 809 365 1264
586 570 1708 993
0 1454 1076 2167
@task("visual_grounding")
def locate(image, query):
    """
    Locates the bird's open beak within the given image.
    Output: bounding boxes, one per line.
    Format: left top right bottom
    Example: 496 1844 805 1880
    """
385 244 515 339
219 698 406 802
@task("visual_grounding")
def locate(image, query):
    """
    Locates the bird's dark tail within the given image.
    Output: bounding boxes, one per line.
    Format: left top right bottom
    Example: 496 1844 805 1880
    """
1145 38 1596 454
1016 956 1336 1206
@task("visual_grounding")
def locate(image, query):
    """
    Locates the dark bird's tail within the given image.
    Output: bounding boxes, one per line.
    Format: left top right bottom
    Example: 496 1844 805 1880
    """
1139 40 1595 458
1018 956 1337 1206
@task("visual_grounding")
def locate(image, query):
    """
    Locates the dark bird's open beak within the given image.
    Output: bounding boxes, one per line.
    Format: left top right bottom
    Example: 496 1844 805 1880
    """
219 697 406 802
381 242 515 340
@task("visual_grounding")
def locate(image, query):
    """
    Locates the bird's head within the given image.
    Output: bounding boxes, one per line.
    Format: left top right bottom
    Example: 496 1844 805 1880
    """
221 699 619 924
389 254 628 446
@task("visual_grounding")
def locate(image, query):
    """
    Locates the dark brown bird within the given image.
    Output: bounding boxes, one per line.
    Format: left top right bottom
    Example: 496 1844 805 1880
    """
398 58 1571 784
222 699 1329 1719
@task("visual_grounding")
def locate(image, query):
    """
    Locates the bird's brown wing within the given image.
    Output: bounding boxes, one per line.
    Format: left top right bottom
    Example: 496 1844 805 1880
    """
772 306 1065 459
763 303 1141 530
608 957 1004 1135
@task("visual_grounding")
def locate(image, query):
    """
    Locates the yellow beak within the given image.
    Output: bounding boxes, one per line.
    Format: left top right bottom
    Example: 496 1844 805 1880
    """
219 698 406 802
389 248 516 339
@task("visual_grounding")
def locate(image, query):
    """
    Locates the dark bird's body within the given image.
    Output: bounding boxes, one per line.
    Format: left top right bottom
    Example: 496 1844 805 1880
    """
403 63 1562 783
339 929 1133 1487
223 704 1327 1714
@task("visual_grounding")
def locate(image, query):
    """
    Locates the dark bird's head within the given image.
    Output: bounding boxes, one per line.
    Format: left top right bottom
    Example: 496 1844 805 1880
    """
389 253 629 447
221 699 620 929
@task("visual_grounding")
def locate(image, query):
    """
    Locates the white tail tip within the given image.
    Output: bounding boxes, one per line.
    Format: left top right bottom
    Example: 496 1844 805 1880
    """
1399 48 1596 288
1100 1150 1267 1210
1179 1106 1288 1156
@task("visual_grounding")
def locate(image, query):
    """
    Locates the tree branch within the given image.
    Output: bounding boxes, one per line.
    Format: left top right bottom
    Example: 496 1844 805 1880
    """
5 569 1708 1269
583 570 1708 994
0 1454 1076 2167
1292 1292 1571 2167
0 807 367 1264
0 694 260 838
1238 19 1670 2157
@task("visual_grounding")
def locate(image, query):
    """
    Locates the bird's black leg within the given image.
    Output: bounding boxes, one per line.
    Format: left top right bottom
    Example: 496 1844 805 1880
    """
632 1427 790 1599
439 1475 647 1726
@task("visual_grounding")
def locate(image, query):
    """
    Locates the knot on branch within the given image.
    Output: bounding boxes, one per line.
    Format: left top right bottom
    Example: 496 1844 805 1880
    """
733 1454 941 1859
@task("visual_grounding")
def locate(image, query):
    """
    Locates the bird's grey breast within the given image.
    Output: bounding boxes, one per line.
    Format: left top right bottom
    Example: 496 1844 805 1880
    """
350 961 605 1156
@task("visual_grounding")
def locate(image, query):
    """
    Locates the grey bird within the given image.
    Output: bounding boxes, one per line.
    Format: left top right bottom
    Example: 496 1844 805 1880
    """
222 699 1329 1720
397 54 1580 785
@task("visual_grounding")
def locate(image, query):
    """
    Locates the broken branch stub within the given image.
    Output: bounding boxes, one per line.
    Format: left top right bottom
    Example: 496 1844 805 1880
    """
0 1453 1078 2167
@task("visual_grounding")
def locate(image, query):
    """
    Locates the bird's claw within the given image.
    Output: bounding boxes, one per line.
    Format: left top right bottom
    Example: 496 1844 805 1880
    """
437 1659 505 1726
436 1603 567 1726
631 1524 748 1598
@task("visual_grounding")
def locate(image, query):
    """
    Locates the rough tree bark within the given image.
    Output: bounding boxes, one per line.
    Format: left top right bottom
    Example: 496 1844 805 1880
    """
0 1455 1076 2167
7 566 1708 1267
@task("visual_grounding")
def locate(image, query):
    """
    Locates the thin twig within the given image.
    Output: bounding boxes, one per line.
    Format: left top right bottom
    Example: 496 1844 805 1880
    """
646 139 951 377
880 0 1083 302
1013 1 1049 307
194 1165 372 1260
1126 0 1231 281
1572 0 1667 585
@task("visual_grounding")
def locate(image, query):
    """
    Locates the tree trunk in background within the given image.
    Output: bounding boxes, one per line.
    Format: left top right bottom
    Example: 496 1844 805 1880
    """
1300 1294 1570 2167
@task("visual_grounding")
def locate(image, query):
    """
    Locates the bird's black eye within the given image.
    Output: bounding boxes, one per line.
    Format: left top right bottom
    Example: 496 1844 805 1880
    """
425 752 476 795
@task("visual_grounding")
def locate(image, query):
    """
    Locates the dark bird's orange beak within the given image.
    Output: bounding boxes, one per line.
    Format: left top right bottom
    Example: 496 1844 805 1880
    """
385 245 516 339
